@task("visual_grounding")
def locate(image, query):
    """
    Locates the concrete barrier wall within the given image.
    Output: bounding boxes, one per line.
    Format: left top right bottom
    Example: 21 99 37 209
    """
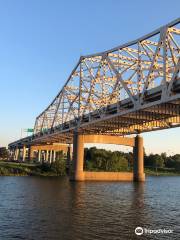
84 171 133 181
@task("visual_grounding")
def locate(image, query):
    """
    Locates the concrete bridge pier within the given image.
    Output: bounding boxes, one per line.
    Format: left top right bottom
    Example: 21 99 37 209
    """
66 144 72 173
9 148 13 160
22 145 26 161
71 132 145 182
28 146 34 161
133 135 145 182
15 147 19 161
11 148 15 160
53 150 56 162
45 150 49 162
72 132 84 181
49 150 52 163
38 150 41 162
11 149 15 160
9 148 15 160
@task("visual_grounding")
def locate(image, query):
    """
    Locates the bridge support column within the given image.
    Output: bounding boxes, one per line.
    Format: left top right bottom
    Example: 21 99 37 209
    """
66 145 71 173
46 150 49 162
10 149 13 160
22 145 26 162
13 149 16 160
71 132 84 181
42 151 45 162
15 147 19 161
11 148 15 160
49 150 52 163
28 146 34 161
133 135 145 182
53 151 56 162
9 149 12 160
11 149 14 160
38 150 41 162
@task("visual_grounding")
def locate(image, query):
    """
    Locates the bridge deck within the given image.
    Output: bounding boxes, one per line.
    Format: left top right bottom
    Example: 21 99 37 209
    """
9 82 180 148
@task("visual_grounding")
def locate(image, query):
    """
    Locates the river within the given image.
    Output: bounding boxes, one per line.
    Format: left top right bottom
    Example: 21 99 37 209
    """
0 176 179 240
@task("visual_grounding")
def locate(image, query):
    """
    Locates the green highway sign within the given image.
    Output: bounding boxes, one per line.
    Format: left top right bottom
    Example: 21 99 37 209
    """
27 128 34 133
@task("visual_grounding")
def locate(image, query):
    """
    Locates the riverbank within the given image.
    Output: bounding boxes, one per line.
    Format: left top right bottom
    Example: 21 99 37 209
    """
0 161 180 176
0 161 66 176
145 167 180 176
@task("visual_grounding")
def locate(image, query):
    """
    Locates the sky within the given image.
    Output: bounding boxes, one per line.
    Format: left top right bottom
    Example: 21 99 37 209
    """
0 0 179 155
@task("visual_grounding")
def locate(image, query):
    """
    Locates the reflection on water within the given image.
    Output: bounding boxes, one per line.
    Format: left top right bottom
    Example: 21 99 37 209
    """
0 176 179 239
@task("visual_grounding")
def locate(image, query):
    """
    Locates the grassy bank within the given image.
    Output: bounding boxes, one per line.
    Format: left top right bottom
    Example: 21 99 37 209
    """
0 161 180 177
0 161 66 176
145 167 180 176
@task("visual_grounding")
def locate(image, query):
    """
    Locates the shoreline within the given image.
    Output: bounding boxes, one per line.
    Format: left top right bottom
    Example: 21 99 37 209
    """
0 161 180 177
0 161 66 177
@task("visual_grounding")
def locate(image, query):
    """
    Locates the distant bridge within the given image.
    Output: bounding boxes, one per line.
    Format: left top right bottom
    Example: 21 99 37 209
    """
9 18 180 182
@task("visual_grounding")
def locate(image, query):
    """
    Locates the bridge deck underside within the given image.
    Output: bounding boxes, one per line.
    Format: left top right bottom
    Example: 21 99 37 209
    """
28 99 180 145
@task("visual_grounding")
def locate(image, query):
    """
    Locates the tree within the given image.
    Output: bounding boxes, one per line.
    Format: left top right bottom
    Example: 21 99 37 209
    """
145 153 164 169
84 147 128 171
50 150 66 175
161 152 167 161
55 150 64 161
51 159 66 175
150 154 164 173
171 154 180 170
0 147 8 160
84 147 180 173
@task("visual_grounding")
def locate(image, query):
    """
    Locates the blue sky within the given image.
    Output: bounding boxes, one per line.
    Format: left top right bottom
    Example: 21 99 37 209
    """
0 0 179 154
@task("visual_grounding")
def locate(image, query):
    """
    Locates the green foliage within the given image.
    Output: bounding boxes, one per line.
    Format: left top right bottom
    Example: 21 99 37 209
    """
152 154 164 168
0 147 8 160
40 162 51 172
0 158 66 176
50 151 66 176
0 147 179 176
145 167 180 176
165 154 180 170
145 154 164 168
0 167 9 175
38 158 66 176
55 151 64 161
84 147 129 172
145 153 180 170
0 164 29 176
51 159 66 176
85 147 180 173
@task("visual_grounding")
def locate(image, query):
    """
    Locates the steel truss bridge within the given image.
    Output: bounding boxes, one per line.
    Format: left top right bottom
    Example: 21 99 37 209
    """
9 18 180 148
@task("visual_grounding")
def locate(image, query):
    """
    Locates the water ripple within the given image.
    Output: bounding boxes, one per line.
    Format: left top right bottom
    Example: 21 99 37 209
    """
0 176 179 239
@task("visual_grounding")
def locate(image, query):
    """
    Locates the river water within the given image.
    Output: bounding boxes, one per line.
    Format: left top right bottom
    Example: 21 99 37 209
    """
0 176 179 240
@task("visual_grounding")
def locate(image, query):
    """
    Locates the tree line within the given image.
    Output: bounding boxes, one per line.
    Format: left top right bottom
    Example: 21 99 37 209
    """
84 147 180 171
0 146 180 172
